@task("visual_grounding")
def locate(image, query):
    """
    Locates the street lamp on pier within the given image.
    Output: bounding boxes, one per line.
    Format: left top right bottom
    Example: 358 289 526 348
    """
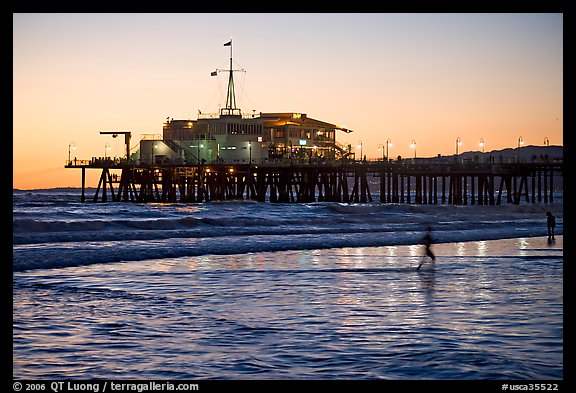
517 136 524 162
544 137 550 161
378 144 385 161
105 143 111 159
410 140 416 159
479 138 485 153
357 141 363 161
68 142 76 164
386 139 392 162
190 143 204 164
152 143 158 165
456 137 462 157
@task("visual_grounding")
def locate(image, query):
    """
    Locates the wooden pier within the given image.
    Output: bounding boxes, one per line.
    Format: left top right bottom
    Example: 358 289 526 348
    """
66 160 562 205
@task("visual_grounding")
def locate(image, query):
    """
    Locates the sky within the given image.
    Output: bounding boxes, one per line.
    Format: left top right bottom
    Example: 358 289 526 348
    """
13 13 563 189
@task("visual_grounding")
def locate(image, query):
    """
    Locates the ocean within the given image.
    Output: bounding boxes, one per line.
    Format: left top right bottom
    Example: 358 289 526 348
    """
12 188 563 380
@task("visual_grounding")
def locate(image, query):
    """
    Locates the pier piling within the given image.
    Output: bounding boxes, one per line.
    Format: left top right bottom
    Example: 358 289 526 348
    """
67 161 562 205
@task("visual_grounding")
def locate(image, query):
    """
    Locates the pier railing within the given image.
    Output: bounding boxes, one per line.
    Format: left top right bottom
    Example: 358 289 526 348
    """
65 159 92 167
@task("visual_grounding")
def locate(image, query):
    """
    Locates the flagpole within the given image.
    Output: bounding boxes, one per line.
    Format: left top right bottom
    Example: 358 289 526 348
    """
229 39 233 71
221 39 238 114
229 39 233 108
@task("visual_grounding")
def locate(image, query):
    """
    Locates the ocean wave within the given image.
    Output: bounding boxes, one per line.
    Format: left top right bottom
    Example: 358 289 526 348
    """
12 214 557 245
326 202 563 215
13 227 560 272
12 190 563 272
13 202 563 234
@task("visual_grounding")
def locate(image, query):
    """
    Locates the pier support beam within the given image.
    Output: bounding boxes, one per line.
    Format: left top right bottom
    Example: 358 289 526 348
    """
81 167 86 202
73 162 561 206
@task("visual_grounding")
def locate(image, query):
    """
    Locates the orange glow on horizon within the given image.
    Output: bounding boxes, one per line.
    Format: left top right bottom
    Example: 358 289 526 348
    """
13 13 563 189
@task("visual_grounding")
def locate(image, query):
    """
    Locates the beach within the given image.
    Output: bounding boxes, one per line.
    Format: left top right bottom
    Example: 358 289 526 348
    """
13 188 563 379
13 235 563 380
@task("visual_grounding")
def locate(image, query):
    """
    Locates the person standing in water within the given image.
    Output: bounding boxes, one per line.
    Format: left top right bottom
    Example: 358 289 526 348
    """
546 212 556 242
417 226 436 270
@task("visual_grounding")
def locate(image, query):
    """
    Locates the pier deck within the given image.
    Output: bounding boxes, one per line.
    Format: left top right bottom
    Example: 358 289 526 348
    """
65 160 562 205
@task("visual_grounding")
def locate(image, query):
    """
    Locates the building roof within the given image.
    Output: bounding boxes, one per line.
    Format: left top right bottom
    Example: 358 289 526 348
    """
259 112 352 133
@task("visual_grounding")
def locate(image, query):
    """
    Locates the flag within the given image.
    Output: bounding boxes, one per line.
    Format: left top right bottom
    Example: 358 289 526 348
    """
211 71 217 76
223 40 232 46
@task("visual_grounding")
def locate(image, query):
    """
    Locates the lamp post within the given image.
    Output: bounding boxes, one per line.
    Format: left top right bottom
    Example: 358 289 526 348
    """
456 137 462 157
357 141 363 161
544 137 550 162
190 144 202 164
479 138 485 153
386 139 392 162
68 142 76 163
105 143 111 159
378 144 384 161
410 140 416 159
517 136 524 162
249 140 252 164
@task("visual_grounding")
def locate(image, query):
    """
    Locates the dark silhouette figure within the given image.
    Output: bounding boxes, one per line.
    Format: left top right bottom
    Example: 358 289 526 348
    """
417 226 436 270
546 212 556 242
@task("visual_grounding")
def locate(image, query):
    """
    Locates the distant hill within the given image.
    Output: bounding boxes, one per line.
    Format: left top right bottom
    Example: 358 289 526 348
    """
457 145 562 162
408 145 563 163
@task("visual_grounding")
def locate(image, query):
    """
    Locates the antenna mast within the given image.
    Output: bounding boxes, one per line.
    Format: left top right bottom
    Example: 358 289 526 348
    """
221 39 240 116
211 39 244 116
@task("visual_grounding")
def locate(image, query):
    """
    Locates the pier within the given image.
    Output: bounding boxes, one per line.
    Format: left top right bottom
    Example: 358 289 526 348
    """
66 160 562 205
63 42 562 206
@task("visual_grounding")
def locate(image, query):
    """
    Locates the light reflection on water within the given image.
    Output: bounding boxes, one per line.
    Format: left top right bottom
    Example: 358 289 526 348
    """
13 237 562 380
477 240 487 256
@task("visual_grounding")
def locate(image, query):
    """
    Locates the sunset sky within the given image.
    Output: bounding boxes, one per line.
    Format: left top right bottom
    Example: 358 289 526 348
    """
13 13 563 189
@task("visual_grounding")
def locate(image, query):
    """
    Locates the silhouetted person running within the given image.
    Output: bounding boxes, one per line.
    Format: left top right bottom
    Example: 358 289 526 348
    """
417 226 436 270
546 212 556 241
